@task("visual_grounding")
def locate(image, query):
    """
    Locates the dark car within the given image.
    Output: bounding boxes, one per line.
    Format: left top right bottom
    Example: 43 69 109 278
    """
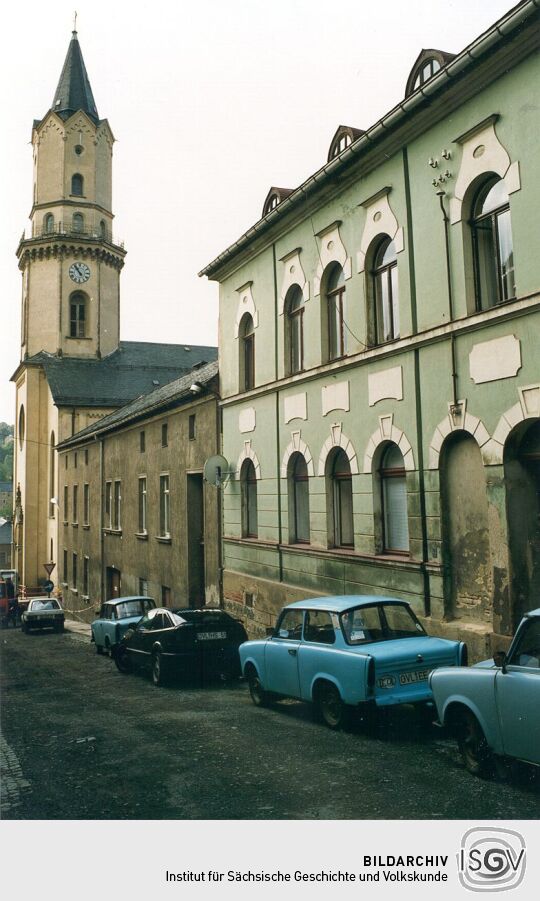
115 606 248 686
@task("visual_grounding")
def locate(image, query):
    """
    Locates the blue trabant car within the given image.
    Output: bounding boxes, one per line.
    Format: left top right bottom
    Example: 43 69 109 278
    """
430 608 540 777
91 596 155 655
239 596 466 728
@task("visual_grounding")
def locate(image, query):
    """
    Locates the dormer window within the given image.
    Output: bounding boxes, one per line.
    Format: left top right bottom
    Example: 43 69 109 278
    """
262 186 293 218
327 125 364 162
413 58 440 90
405 49 455 97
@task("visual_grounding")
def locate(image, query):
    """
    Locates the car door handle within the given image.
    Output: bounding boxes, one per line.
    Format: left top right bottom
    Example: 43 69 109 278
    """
288 648 297 656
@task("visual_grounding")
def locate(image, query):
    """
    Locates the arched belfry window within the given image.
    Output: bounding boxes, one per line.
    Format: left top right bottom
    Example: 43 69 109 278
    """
44 213 54 234
326 448 354 549
380 444 409 553
241 459 258 538
70 292 87 338
239 313 255 391
18 405 25 450
100 220 107 239
72 212 84 233
371 237 399 344
288 452 310 543
325 264 346 361
285 285 304 375
71 173 84 196
472 177 515 310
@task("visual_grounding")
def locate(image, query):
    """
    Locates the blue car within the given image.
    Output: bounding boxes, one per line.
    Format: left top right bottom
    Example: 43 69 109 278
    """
239 596 466 728
91 595 156 655
430 608 540 777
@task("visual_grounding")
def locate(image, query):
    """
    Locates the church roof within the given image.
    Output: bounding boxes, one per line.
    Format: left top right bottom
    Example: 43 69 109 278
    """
57 360 219 448
23 341 218 408
50 30 99 123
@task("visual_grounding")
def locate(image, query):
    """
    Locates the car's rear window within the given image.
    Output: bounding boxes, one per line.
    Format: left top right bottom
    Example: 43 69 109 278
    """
116 599 154 619
340 603 425 644
30 599 61 611
173 609 232 627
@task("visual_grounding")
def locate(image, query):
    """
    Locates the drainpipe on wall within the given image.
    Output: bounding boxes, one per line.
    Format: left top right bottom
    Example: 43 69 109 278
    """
98 435 105 604
437 189 459 410
272 243 283 582
215 394 224 607
403 146 430 616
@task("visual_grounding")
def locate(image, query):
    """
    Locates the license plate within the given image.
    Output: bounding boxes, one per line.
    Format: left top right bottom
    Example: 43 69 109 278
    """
196 631 227 641
399 668 430 685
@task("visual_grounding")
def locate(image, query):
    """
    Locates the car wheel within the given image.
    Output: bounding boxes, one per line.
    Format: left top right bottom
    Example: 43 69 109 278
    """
54 623 64 634
152 651 165 687
246 668 268 707
457 708 492 777
104 637 111 656
316 682 346 730
115 647 132 674
96 643 104 655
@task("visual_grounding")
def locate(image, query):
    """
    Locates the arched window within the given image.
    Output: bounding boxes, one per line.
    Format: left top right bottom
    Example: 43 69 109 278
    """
71 173 84 196
372 237 399 343
288 452 310 543
326 265 346 361
100 219 107 239
49 432 56 518
285 285 304 375
412 57 440 91
327 448 354 548
70 292 86 338
380 444 409 553
241 459 258 538
44 213 54 234
18 405 25 450
239 314 255 391
72 212 84 233
472 177 515 309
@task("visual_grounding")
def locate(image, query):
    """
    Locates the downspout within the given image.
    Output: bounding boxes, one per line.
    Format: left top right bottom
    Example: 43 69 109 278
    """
437 189 459 408
272 242 283 582
98 435 105 603
403 147 430 616
216 393 224 607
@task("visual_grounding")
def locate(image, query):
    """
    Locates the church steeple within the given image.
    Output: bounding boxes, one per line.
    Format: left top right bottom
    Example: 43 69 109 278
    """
51 29 99 123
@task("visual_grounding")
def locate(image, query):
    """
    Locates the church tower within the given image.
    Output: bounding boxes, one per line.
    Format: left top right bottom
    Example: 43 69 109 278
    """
12 28 126 593
17 28 125 361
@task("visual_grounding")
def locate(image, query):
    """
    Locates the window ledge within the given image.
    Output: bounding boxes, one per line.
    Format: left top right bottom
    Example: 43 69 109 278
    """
82 524 90 530
135 531 149 541
65 336 92 341
72 522 78 528
156 535 172 544
81 595 89 602
63 521 68 526
103 528 122 536
61 582 68 588
71 588 78 595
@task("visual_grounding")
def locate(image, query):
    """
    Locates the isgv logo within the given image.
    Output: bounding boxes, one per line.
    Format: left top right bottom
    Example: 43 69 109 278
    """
458 827 526 892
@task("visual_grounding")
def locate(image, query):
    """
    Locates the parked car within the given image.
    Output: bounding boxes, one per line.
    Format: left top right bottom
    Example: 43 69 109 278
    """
430 608 540 777
115 606 248 686
91 595 156 655
239 596 467 728
21 597 65 634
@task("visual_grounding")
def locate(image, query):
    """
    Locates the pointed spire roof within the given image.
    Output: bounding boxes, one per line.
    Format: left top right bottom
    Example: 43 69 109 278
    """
51 30 99 123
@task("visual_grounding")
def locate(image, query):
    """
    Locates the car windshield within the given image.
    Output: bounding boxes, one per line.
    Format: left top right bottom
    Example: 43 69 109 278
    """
30 599 60 611
116 599 154 619
340 603 426 644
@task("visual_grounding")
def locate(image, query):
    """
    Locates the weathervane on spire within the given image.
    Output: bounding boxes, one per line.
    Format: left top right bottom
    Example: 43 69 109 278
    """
73 10 77 34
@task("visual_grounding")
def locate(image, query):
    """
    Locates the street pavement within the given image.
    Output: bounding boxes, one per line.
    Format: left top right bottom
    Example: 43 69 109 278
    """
1 624 539 819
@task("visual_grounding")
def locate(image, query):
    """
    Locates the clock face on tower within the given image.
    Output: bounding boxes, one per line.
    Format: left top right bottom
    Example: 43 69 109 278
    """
69 261 91 284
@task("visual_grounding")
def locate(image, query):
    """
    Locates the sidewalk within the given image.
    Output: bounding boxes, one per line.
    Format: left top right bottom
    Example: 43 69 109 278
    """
64 618 92 637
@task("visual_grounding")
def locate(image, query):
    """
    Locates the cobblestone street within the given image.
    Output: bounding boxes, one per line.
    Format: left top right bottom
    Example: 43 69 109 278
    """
1 625 539 820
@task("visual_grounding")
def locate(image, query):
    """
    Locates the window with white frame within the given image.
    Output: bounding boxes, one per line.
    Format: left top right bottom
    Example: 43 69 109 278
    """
380 443 409 553
138 477 147 534
113 480 121 531
159 474 170 537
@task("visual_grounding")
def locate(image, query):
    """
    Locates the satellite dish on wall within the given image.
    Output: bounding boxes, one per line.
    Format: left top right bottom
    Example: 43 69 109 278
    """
204 454 233 488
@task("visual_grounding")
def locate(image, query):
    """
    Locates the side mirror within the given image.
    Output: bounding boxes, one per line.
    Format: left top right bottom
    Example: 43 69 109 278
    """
493 650 507 672
265 627 274 638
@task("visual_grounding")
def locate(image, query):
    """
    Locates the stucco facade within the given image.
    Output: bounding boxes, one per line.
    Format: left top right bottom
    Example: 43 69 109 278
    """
57 365 221 620
202 3 540 659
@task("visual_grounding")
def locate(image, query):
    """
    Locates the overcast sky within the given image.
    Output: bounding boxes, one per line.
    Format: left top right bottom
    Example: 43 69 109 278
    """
0 0 515 423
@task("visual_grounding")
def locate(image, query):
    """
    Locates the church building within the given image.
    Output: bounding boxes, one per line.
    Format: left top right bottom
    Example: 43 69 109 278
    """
12 30 216 592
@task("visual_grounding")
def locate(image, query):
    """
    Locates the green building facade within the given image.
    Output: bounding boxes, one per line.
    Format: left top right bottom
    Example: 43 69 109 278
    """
201 2 540 659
